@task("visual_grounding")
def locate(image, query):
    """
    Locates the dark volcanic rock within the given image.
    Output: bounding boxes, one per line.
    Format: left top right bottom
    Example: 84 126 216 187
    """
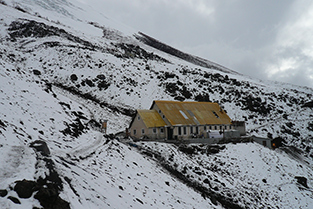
206 145 226 155
0 189 8 197
34 185 70 209
70 74 78 82
0 119 6 128
135 32 235 74
33 69 41 75
11 178 70 209
97 80 110 90
178 145 196 155
302 100 313 108
14 179 37 198
30 140 51 156
61 118 86 138
295 176 308 188
8 19 97 50
8 196 21 204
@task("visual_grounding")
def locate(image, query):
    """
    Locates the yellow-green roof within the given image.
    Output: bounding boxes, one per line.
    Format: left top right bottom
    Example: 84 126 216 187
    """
153 100 231 126
137 109 167 128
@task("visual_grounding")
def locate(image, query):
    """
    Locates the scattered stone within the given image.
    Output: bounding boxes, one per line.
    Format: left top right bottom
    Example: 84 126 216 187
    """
203 178 211 186
85 79 95 87
70 74 78 82
0 119 6 128
295 176 308 188
33 69 41 75
59 102 71 110
61 118 86 138
8 196 21 204
96 74 106 80
0 189 8 197
135 198 144 204
206 145 226 155
30 140 51 156
178 145 196 155
97 80 110 90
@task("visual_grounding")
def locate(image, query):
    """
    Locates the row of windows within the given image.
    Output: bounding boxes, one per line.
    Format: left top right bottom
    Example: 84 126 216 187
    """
177 125 232 136
133 128 164 135
204 125 232 130
133 125 231 135
133 129 145 135
178 126 198 135
153 128 164 133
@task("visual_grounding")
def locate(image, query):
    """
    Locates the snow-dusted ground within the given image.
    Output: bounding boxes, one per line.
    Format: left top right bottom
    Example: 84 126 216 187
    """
138 141 313 208
57 139 223 209
1 0 313 208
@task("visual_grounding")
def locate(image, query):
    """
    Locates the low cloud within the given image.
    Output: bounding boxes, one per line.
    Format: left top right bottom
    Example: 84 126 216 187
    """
263 0 313 87
91 0 313 88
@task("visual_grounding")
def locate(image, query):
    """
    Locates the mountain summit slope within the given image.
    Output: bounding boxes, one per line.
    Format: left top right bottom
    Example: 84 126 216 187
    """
135 31 240 75
0 0 313 208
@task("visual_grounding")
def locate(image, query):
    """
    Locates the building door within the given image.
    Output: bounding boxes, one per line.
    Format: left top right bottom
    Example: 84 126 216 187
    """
167 127 173 140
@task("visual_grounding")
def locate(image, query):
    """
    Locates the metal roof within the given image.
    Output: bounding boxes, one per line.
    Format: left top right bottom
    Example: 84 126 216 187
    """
137 109 167 128
153 100 232 126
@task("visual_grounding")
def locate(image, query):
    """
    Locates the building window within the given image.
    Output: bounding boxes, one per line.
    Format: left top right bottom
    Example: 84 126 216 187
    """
133 129 136 135
209 125 212 130
162 115 165 119
195 126 199 134
230 125 232 130
142 129 145 134
215 126 217 130
183 127 187 135
179 110 189 119
178 127 182 135
212 111 219 118
160 128 164 133
220 126 223 130
204 126 207 130
153 128 156 134
159 110 161 113
190 126 193 134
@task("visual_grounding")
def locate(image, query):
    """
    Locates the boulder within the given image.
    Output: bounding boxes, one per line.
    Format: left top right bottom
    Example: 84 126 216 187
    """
29 140 50 156
0 189 8 197
295 176 308 188
14 179 37 198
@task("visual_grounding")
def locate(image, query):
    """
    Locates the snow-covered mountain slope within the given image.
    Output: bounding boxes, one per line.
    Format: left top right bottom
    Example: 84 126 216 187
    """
0 0 313 208
137 142 313 209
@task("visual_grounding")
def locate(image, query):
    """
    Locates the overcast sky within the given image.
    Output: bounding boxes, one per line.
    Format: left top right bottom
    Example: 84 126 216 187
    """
86 0 313 88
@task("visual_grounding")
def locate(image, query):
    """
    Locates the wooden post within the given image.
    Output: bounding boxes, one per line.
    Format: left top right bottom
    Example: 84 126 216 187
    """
102 120 108 134
126 128 130 137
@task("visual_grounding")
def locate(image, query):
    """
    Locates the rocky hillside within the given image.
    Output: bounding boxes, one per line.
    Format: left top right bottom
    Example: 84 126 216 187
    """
0 0 313 208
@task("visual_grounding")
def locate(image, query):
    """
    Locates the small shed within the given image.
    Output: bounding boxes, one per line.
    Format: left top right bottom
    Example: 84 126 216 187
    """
252 136 274 149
